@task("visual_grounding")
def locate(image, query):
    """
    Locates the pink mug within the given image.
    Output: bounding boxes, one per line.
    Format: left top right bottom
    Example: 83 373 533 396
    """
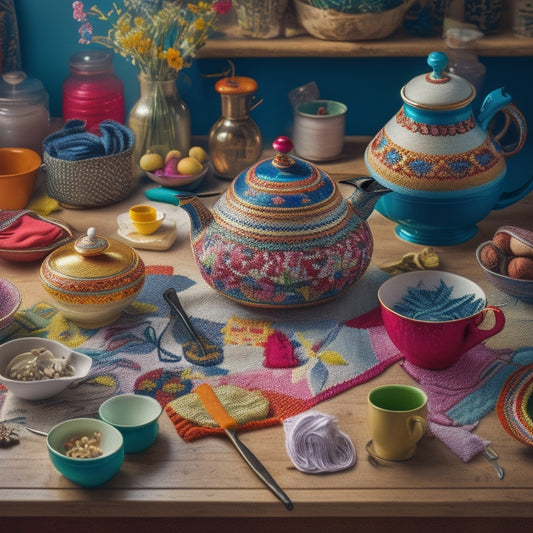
378 270 505 370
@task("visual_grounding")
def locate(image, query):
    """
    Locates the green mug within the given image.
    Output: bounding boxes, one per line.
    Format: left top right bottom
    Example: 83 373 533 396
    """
367 384 427 461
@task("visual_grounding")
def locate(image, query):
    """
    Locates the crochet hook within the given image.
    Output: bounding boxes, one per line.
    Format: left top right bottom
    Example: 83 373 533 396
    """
163 288 208 359
145 186 220 204
195 383 294 511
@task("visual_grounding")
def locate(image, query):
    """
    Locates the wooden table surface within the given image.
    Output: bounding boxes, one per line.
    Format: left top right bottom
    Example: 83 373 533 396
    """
1 138 532 532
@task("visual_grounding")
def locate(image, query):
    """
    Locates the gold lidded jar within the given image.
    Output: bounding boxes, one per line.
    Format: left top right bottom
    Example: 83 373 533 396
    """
40 227 145 328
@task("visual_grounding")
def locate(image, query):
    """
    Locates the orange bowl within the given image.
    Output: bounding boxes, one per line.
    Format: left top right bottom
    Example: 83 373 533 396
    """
0 147 42 209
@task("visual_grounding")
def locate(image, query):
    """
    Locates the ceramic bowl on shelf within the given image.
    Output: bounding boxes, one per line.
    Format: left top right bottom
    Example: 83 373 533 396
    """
46 417 124 487
145 162 209 190
99 394 163 453
294 0 414 41
0 337 92 400
40 227 145 328
0 279 21 334
304 0 402 12
0 147 42 210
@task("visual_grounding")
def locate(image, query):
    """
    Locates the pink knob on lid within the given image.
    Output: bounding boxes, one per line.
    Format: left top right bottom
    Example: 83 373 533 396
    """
273 136 293 154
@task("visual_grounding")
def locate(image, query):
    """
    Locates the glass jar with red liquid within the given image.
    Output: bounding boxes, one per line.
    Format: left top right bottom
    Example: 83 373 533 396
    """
62 50 125 133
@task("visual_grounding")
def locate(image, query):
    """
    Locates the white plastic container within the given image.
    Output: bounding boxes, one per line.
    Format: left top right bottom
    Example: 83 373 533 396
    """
0 71 50 155
293 99 347 161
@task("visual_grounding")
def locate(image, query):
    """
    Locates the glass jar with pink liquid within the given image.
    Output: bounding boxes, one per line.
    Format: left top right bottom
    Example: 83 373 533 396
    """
62 50 125 133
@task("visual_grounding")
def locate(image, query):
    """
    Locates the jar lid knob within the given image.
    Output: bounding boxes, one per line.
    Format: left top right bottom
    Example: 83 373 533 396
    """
427 51 449 82
74 227 110 256
2 71 27 86
272 136 295 169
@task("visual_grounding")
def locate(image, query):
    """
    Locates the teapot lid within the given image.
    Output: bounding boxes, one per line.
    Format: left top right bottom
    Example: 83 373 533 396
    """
41 227 144 289
231 136 335 209
401 51 475 110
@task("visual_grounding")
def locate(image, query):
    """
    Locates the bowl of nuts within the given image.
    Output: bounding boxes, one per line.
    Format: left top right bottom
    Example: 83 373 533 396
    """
476 226 533 304
0 337 92 400
46 417 124 487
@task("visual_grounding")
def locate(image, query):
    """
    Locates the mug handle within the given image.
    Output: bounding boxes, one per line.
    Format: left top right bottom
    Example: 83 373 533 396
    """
407 415 427 444
464 306 506 352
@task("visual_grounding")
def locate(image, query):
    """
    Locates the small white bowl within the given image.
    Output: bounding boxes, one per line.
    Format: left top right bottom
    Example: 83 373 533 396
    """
0 337 92 400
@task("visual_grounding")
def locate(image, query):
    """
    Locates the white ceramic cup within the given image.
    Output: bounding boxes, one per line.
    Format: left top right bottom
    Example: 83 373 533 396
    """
293 100 347 161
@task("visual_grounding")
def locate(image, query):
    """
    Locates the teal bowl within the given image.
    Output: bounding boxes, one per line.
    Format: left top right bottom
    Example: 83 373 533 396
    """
46 418 124 487
99 394 163 454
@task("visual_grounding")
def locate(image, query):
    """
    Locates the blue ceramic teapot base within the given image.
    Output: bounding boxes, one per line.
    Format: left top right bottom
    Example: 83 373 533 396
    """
393 224 478 246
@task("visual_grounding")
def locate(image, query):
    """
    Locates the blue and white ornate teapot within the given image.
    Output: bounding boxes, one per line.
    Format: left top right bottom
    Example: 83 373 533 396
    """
365 51 529 245
175 136 390 308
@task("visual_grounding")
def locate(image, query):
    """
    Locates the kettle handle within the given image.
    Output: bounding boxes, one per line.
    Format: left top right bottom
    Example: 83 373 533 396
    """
491 103 527 158
478 89 527 158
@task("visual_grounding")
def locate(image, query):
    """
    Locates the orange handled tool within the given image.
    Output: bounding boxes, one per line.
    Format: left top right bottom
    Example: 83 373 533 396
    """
195 383 293 511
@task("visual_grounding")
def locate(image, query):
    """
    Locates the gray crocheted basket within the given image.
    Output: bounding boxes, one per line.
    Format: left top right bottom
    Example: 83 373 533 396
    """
44 145 135 208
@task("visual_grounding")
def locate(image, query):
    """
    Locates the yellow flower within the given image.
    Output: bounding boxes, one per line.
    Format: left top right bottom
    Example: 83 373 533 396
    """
137 38 152 55
166 48 183 71
74 1 228 80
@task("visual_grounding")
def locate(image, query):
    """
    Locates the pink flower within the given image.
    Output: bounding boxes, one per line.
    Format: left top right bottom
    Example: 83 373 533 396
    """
72 1 87 22
212 0 232 15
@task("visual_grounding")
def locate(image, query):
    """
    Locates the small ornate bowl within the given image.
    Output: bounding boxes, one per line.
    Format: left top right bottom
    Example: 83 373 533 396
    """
0 278 21 334
0 216 73 263
294 0 413 41
40 227 145 328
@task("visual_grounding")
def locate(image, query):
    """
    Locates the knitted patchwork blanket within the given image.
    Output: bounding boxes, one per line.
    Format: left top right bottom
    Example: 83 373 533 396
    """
2 265 531 463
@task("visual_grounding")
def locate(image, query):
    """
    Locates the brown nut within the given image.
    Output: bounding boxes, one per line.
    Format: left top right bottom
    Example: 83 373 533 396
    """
507 256 533 280
479 242 502 271
492 231 512 255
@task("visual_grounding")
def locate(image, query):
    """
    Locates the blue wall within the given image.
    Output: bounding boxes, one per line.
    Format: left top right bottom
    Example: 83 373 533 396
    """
13 0 533 156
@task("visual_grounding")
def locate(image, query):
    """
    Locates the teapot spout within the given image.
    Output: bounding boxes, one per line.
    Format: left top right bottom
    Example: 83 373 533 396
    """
343 177 391 220
174 192 214 240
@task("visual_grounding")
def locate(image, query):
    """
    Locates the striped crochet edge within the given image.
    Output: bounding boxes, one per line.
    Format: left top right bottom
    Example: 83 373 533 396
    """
496 363 533 447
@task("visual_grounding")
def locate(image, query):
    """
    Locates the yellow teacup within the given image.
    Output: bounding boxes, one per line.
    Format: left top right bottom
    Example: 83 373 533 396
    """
367 384 427 461
129 204 157 223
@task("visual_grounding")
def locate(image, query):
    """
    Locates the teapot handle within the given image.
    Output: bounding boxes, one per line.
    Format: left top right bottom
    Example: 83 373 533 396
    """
491 103 527 158
478 89 527 158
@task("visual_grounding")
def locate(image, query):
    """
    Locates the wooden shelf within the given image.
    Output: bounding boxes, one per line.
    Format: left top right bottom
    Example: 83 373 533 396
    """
197 27 533 59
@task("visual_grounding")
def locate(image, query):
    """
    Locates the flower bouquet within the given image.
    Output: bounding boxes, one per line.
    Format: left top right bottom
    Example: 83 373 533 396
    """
73 0 232 162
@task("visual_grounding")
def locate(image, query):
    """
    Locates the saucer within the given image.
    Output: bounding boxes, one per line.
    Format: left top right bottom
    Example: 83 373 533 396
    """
365 440 416 464
116 211 177 250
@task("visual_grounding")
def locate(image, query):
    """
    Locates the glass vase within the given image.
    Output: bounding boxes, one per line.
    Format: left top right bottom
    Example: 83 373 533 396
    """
127 73 191 168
